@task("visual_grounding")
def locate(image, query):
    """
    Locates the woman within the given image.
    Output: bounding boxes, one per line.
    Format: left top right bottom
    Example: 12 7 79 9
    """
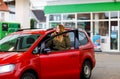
46 24 70 51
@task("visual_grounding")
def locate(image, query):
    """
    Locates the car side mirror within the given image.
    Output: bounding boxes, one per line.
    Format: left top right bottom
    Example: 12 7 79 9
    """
42 48 51 54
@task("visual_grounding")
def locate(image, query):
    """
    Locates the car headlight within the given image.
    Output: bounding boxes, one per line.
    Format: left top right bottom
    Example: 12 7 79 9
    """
0 64 15 74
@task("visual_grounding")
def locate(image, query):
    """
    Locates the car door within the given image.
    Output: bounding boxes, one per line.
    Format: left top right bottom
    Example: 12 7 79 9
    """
40 31 80 79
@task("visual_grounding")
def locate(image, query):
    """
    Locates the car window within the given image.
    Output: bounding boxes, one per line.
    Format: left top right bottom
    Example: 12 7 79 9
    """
0 34 40 52
68 32 75 48
78 31 88 46
37 33 52 48
20 34 40 49
45 32 75 52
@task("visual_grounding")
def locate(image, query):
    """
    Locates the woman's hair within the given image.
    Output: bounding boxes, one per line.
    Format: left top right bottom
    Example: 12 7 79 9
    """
53 24 65 42
58 24 65 33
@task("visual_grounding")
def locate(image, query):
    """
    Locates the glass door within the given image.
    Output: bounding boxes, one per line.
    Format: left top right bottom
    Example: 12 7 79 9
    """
110 21 118 50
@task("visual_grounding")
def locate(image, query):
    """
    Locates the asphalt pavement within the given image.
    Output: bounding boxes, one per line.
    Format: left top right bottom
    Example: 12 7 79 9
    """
91 53 120 79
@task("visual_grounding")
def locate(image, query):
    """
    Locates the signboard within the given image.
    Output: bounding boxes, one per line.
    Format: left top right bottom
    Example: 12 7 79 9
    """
93 35 101 51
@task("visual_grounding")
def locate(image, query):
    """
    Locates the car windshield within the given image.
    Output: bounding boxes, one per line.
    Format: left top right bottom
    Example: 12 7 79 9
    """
0 34 40 52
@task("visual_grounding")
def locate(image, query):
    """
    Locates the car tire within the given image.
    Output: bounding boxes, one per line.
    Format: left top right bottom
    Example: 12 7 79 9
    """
21 72 37 79
80 61 92 79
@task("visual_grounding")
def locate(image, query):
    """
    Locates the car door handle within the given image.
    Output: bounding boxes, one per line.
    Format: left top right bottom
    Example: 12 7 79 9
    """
70 54 78 58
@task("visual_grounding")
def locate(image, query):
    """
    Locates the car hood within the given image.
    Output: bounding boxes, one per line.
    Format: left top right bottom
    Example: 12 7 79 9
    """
0 52 24 64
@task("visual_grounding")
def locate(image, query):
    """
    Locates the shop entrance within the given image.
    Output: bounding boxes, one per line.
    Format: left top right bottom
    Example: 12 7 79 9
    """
110 21 118 50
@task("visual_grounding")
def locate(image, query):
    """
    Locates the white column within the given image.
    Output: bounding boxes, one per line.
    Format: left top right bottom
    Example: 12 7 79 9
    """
46 14 49 29
15 0 30 29
94 13 99 35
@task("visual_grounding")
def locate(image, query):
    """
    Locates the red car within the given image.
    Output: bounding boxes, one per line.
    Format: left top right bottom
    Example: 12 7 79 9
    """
0 28 95 79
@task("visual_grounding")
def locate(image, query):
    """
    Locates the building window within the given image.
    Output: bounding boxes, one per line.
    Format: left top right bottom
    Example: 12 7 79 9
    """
77 22 90 33
77 13 90 20
49 14 61 21
93 12 109 20
110 21 118 50
93 21 109 36
110 11 118 19
119 12 120 18
0 13 5 21
49 22 61 28
63 14 75 20
47 11 119 37
63 22 75 28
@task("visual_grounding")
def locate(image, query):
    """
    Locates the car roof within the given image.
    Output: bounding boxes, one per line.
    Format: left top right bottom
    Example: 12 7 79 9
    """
11 28 86 35
11 29 54 35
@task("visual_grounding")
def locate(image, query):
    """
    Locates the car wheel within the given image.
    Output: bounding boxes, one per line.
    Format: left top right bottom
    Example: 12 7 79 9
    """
80 61 92 79
21 72 37 79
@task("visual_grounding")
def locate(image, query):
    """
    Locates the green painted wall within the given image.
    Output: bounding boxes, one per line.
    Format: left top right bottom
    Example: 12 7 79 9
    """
44 2 120 14
0 22 20 39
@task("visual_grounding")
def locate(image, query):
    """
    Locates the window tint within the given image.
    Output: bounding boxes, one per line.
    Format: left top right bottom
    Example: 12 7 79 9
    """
78 31 88 45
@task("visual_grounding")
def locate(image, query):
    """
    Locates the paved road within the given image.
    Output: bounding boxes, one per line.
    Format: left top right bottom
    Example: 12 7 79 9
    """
91 53 120 79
